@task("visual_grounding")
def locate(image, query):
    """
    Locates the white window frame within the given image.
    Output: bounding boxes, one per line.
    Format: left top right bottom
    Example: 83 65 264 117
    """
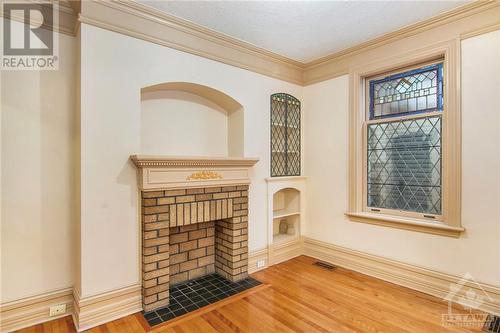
346 41 463 237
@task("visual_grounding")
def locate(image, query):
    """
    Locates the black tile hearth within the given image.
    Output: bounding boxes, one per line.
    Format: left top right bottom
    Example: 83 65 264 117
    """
142 274 261 327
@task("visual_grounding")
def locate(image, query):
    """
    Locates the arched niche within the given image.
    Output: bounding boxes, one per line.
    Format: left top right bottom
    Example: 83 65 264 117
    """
272 187 301 244
140 82 244 157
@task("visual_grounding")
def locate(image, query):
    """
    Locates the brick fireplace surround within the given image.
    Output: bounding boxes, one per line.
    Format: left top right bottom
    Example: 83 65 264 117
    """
131 156 258 312
141 185 249 311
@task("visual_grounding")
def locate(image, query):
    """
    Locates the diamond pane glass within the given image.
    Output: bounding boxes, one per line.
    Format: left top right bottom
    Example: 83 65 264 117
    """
271 93 301 177
367 116 442 215
369 63 443 120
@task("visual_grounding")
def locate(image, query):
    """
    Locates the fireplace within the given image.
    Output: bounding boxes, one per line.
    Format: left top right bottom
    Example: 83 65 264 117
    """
131 156 258 312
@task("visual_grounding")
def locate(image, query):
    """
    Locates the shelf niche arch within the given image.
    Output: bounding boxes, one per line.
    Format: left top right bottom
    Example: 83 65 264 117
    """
140 82 244 157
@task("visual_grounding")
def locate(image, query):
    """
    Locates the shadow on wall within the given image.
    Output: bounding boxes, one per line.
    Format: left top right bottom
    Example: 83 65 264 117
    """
140 82 244 157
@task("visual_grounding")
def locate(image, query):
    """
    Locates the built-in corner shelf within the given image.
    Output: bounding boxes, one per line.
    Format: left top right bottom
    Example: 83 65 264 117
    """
273 210 300 219
266 176 306 265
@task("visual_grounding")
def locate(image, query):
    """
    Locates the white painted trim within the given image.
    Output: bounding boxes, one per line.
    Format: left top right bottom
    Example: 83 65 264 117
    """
130 156 259 190
248 240 303 273
346 40 463 236
3 242 500 331
248 248 269 274
0 0 78 37
0 283 142 332
78 0 304 84
269 238 303 266
346 212 464 238
266 176 307 248
3 1 496 84
303 2 500 84
0 288 73 333
72 283 142 332
303 237 500 316
130 155 259 168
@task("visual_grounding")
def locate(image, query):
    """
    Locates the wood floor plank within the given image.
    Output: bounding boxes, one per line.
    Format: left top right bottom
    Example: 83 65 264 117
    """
243 289 335 333
200 311 241 333
254 267 406 333
14 256 488 333
216 301 290 333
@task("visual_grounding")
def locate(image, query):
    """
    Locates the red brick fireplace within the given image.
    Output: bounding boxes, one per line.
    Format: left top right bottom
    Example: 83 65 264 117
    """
131 156 258 312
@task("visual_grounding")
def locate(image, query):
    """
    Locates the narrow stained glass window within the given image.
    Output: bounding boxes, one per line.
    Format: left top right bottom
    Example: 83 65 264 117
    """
271 93 301 177
369 63 443 120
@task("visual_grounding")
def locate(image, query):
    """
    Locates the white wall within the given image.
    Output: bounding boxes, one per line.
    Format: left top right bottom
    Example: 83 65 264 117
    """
304 30 500 286
0 25 76 302
79 24 302 298
140 90 229 156
228 108 244 157
2 17 498 310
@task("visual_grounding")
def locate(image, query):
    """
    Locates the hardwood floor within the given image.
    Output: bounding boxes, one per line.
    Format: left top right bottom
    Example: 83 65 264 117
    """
15 256 487 332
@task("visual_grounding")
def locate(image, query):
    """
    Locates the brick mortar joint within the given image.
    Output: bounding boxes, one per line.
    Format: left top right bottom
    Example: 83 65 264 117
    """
140 185 249 310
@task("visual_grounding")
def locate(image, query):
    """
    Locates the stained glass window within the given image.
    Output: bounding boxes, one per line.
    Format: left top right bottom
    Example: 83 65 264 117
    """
271 93 300 177
367 116 442 215
369 63 443 120
366 62 444 217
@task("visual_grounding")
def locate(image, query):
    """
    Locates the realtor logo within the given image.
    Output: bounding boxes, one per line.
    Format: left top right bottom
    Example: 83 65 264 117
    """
442 272 492 328
1 1 59 70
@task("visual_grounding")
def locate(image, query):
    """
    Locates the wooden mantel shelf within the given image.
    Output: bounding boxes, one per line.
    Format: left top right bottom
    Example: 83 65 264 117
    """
130 155 259 168
130 155 259 190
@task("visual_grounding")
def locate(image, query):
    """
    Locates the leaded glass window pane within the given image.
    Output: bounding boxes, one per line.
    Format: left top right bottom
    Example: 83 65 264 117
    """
367 116 442 215
369 63 443 120
271 93 300 177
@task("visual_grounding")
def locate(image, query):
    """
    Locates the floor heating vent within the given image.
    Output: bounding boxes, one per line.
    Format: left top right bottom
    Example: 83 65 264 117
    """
313 261 335 270
484 314 500 333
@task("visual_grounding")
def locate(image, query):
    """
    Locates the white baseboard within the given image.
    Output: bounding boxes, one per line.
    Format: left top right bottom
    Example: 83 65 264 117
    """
0 288 73 333
248 239 302 274
72 284 142 332
0 248 270 332
269 237 303 266
303 237 500 316
4 239 499 332
248 248 269 274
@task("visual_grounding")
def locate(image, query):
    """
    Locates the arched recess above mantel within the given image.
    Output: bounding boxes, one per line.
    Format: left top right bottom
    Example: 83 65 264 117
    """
141 82 243 113
140 82 244 157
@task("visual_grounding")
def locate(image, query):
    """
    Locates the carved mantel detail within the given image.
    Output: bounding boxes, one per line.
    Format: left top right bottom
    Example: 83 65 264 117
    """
132 155 259 312
186 170 223 180
130 155 259 190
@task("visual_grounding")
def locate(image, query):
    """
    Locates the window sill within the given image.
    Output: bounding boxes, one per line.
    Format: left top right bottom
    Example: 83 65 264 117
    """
345 212 465 238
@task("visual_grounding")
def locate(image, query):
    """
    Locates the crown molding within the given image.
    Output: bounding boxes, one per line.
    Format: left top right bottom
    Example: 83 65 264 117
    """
3 1 498 85
59 0 79 36
0 0 78 36
77 0 499 86
78 0 304 85
306 1 498 68
302 1 500 85
123 1 302 68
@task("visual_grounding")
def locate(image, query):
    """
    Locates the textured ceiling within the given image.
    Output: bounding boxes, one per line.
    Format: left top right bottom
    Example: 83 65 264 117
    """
138 1 469 63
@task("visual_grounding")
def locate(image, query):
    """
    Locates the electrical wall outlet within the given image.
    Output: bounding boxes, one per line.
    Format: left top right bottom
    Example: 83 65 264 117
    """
257 260 265 268
49 304 66 317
